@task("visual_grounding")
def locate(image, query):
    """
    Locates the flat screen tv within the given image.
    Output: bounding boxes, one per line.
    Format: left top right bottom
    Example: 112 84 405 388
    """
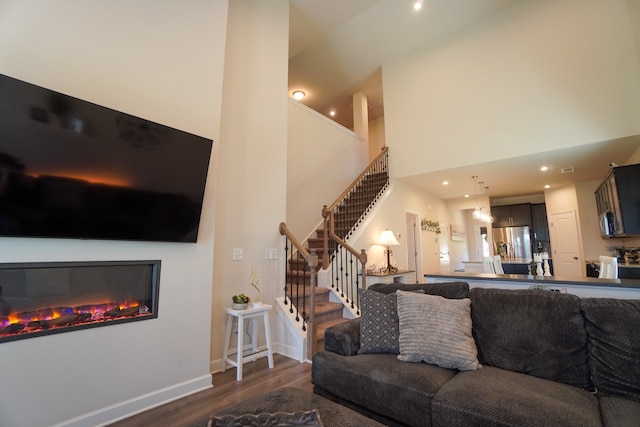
0 73 213 243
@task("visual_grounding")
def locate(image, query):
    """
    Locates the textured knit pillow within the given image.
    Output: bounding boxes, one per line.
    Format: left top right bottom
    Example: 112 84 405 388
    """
396 290 481 371
357 288 400 354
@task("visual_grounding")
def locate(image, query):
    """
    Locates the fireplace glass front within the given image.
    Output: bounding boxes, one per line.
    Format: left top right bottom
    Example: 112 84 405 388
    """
0 260 160 343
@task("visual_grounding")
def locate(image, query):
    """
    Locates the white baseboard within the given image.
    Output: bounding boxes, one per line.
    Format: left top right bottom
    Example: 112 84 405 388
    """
51 375 213 427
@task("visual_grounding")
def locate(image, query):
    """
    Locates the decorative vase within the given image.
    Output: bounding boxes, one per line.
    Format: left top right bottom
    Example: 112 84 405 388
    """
232 303 248 310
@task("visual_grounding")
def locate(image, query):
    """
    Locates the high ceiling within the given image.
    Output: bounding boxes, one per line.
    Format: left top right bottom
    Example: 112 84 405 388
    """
288 0 524 130
287 0 640 201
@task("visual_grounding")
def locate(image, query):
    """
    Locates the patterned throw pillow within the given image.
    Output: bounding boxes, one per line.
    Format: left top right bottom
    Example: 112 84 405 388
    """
357 288 401 354
396 290 481 371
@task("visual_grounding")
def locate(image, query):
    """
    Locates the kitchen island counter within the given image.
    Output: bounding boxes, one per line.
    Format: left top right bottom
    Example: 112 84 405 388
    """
424 271 640 299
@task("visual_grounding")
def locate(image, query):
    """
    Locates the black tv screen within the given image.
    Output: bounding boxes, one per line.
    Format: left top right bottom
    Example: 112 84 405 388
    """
0 73 213 242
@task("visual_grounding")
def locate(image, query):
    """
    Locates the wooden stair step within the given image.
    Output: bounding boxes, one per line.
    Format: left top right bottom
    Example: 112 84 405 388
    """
311 301 344 324
287 285 331 303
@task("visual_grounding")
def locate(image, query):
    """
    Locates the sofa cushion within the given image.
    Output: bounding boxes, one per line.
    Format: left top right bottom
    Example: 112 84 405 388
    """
367 281 469 299
357 288 401 354
470 288 591 389
396 291 480 371
598 394 640 427
312 351 457 427
581 298 640 400
432 365 601 427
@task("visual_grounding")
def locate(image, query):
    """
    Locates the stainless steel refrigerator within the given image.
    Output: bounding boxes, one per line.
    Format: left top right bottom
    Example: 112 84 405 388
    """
492 226 532 260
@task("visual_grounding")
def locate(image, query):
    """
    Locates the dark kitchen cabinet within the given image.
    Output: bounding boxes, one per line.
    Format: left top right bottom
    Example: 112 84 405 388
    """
491 203 531 227
594 164 640 237
530 203 550 241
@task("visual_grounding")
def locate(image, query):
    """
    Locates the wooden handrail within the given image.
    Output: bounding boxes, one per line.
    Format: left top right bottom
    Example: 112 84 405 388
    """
323 147 388 215
279 222 310 260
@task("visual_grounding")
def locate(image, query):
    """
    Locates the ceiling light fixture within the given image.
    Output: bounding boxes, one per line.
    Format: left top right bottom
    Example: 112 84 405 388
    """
329 109 336 117
471 176 494 223
292 90 305 100
413 1 423 11
540 166 549 172
442 181 448 186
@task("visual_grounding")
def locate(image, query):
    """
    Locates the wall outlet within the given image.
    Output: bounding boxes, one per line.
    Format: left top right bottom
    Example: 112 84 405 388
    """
232 248 243 261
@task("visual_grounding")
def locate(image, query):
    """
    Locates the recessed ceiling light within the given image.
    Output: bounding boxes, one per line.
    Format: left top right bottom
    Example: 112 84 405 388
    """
544 184 551 189
413 1 423 11
540 166 548 172
329 109 336 117
464 194 469 198
442 181 448 186
292 90 305 100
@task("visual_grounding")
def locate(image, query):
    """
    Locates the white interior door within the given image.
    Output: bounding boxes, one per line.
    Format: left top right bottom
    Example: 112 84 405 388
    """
405 212 421 283
549 210 583 277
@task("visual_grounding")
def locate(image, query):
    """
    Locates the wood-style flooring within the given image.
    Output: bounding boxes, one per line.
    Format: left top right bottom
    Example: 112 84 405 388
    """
107 354 313 427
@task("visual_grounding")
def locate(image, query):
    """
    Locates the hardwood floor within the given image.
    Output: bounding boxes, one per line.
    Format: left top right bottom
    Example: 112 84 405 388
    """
107 354 313 427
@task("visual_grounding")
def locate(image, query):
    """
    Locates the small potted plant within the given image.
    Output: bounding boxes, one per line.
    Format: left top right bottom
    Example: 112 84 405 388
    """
232 293 250 310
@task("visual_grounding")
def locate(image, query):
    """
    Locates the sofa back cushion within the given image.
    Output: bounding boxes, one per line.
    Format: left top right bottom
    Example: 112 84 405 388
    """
367 281 469 298
470 288 591 389
581 297 640 400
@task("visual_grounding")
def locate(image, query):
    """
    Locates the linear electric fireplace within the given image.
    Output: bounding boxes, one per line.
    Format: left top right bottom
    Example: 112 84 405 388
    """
0 260 160 343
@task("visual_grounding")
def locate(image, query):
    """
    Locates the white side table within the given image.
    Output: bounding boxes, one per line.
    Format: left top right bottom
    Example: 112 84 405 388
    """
221 303 274 381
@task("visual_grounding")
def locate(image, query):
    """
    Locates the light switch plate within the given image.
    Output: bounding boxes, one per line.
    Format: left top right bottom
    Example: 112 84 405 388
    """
265 248 278 260
232 248 243 261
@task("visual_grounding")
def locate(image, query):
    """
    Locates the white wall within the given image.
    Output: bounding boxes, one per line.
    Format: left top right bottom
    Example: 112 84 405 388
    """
383 0 640 179
287 101 368 239
348 180 450 278
0 1 226 426
368 116 386 161
210 0 289 366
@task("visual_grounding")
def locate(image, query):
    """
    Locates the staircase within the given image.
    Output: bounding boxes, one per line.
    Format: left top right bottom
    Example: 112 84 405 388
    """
285 228 347 351
280 147 390 356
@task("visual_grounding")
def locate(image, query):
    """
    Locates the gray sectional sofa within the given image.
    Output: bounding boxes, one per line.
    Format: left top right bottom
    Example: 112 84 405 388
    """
311 282 640 426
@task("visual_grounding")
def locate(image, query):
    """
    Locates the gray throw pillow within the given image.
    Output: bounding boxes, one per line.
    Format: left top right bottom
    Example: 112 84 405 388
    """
396 290 481 371
357 288 400 354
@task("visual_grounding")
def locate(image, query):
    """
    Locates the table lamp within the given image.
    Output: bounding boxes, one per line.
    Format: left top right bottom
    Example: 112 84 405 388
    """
377 229 400 273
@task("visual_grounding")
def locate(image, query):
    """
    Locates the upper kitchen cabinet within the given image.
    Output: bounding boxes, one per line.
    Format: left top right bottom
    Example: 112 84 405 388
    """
530 203 550 242
491 203 532 227
595 164 640 237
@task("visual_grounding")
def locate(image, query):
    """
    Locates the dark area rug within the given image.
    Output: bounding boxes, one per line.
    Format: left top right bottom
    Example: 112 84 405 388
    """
187 387 383 427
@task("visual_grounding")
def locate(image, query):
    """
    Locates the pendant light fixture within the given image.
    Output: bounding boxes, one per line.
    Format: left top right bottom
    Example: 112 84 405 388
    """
471 176 494 223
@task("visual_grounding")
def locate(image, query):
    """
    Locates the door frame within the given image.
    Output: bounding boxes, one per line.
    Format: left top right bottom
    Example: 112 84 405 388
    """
404 210 422 283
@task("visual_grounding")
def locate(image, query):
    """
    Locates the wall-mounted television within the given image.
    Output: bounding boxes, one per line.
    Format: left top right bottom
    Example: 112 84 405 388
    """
0 73 213 243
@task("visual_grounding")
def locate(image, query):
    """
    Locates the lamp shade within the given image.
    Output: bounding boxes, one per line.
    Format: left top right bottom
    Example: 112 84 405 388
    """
377 229 400 246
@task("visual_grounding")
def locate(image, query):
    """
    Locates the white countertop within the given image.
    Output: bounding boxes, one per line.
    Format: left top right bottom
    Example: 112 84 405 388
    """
463 258 534 264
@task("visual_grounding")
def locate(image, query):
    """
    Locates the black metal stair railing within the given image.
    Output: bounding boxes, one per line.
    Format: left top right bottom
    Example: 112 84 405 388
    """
279 222 319 360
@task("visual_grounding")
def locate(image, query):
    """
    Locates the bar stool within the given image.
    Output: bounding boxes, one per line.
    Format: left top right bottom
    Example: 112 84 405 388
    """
483 257 496 273
221 303 274 381
492 255 505 274
598 256 618 279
